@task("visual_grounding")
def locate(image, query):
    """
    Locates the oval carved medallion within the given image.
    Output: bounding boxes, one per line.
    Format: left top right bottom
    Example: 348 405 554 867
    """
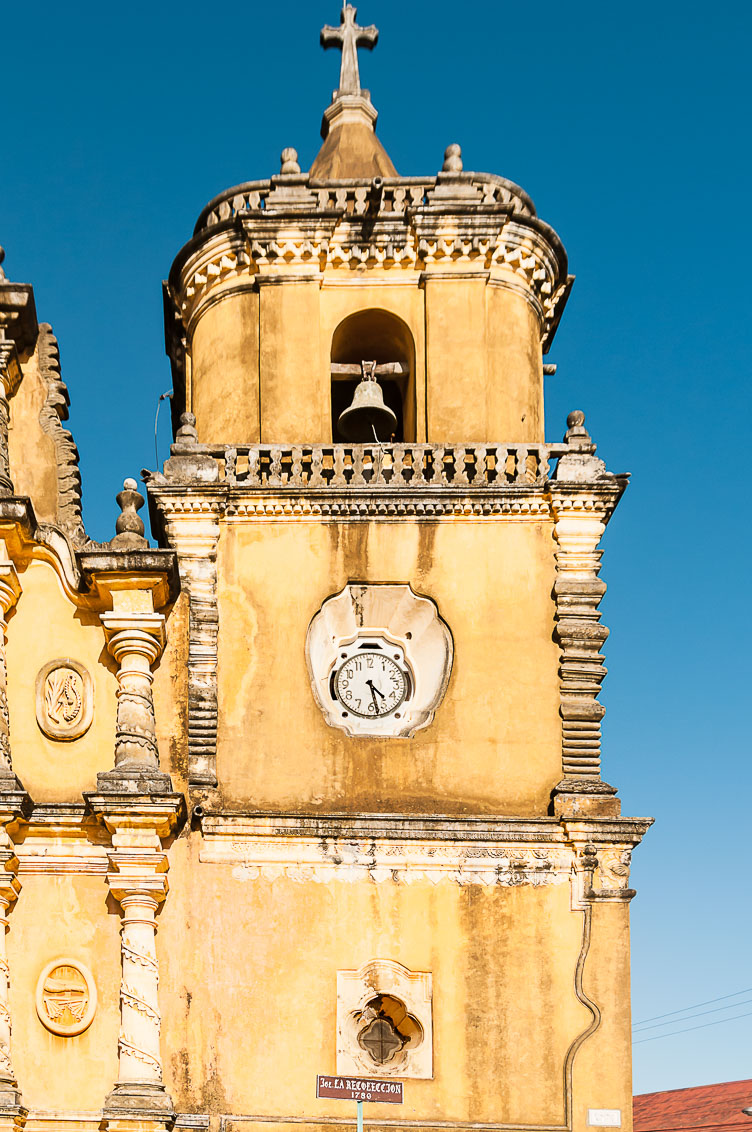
35 659 93 741
35 958 97 1036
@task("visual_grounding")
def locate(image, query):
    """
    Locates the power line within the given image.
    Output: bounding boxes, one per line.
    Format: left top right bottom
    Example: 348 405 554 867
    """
633 987 752 1027
633 1008 752 1045
634 997 752 1033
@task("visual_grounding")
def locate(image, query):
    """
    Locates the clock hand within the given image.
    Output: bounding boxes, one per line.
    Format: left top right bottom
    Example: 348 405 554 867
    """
366 680 386 700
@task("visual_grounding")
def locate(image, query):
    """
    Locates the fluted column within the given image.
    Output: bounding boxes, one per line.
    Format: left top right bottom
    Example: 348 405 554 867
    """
98 612 172 793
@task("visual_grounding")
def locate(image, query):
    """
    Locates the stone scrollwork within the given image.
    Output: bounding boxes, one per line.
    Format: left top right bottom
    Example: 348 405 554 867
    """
35 958 97 1036
35 658 93 742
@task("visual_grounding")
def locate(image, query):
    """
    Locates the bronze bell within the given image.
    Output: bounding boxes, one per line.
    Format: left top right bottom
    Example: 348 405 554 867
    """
337 361 397 442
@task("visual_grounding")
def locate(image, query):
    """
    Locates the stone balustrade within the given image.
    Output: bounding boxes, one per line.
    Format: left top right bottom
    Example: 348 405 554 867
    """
206 442 567 490
196 173 534 233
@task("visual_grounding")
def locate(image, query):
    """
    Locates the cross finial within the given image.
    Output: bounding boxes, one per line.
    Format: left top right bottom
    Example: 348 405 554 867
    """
320 4 378 98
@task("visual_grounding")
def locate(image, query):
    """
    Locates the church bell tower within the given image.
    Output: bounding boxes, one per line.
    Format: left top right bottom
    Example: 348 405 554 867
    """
151 6 652 1125
0 7 651 1132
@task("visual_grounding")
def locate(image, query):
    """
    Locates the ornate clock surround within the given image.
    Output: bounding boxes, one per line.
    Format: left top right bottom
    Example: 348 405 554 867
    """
306 583 453 738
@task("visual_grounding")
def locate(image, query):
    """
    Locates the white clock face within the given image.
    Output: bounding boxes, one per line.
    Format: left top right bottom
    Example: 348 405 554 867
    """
335 652 407 718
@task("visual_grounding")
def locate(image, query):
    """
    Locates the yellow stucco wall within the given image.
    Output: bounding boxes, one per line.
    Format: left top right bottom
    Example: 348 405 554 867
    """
186 270 544 447
9 873 121 1112
215 517 560 814
7 558 118 801
191 287 261 444
158 836 591 1126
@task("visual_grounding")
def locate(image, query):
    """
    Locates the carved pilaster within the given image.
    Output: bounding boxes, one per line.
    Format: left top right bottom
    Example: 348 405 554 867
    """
0 258 38 502
551 413 626 818
87 798 183 1125
0 807 24 1123
98 613 172 794
0 557 21 789
154 469 220 787
0 346 20 497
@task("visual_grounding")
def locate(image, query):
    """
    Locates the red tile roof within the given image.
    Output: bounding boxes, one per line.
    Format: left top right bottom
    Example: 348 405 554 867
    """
634 1080 752 1132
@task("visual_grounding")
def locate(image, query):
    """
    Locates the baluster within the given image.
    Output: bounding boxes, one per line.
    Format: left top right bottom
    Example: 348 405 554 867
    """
389 444 405 485
310 447 325 487
290 446 303 485
224 447 237 484
267 447 283 486
537 446 550 483
351 446 365 487
245 447 259 486
331 447 347 487
453 447 470 486
516 447 530 485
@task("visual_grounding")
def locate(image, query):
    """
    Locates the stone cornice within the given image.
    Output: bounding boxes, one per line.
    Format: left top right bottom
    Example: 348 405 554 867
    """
196 811 652 895
167 188 570 348
148 481 626 525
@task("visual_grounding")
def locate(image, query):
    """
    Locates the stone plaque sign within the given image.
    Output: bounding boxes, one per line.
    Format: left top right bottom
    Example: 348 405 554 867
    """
35 958 97 1036
588 1111 622 1127
317 1075 403 1103
35 658 93 741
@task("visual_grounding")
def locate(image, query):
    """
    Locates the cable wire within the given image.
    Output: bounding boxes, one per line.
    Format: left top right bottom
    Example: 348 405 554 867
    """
633 986 752 1027
633 1008 752 1045
633 996 752 1033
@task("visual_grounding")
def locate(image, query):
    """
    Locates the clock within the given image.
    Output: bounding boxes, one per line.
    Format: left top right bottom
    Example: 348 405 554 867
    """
306 583 453 738
333 646 410 720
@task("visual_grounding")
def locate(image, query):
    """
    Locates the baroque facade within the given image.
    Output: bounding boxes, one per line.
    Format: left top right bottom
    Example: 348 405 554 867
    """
0 8 651 1132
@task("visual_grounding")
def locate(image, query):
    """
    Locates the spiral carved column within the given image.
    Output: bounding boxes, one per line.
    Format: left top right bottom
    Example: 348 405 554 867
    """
113 888 166 1094
98 613 172 792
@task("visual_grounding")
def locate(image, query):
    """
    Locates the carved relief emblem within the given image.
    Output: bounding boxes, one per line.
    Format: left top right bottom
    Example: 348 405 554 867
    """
35 659 93 741
35 958 97 1036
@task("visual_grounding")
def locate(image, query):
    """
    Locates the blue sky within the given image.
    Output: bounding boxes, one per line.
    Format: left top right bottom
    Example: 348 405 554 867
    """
2 0 750 1097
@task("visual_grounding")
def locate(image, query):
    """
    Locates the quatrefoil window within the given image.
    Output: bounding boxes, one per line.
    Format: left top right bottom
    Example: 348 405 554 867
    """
355 994 423 1068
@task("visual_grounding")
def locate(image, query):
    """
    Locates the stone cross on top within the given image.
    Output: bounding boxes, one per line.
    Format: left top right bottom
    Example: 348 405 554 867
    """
320 4 378 98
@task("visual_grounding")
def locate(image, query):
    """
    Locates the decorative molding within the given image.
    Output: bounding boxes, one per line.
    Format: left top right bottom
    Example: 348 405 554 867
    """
306 584 453 738
337 960 432 1079
158 507 220 787
34 959 97 1037
34 659 93 742
36 325 85 545
200 821 574 888
98 613 170 791
0 559 21 785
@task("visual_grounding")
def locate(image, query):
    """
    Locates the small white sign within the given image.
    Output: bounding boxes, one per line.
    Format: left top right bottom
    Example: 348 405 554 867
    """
588 1110 622 1127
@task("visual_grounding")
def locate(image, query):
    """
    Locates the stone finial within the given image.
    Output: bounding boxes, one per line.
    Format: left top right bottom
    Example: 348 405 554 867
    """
175 411 199 447
0 249 5 283
553 410 608 482
442 144 463 173
112 478 147 548
280 148 301 175
563 409 593 448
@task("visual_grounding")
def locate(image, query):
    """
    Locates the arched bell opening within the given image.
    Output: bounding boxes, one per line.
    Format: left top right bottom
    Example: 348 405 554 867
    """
330 309 416 442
